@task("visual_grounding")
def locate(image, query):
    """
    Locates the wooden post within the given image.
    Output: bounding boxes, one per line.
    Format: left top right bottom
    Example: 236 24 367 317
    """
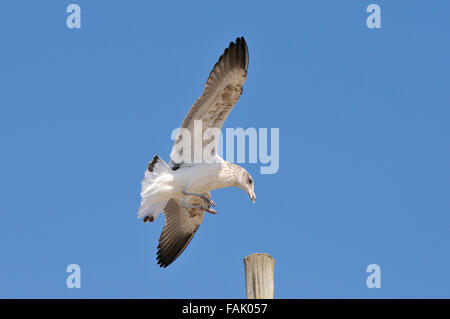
244 253 275 299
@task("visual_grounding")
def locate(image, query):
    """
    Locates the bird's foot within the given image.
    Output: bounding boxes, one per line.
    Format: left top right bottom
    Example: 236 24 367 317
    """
182 197 218 215
203 206 219 215
201 194 216 207
182 187 216 207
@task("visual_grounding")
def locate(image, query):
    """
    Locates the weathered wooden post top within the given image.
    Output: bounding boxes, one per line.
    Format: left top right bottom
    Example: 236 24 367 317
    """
244 253 275 299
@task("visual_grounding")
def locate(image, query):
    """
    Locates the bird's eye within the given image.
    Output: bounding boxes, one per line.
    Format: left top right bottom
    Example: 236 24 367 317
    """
248 178 253 185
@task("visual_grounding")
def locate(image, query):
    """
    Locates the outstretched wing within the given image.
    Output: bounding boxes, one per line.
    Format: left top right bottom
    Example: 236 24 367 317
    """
156 196 208 267
170 37 249 168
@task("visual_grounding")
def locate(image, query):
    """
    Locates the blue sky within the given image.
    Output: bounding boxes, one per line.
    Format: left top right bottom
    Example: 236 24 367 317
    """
0 1 449 298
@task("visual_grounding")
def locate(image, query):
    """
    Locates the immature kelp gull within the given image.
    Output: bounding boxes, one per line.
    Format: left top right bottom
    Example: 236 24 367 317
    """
137 37 255 267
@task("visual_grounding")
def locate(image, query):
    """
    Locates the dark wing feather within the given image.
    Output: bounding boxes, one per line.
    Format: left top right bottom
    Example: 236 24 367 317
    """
157 197 205 267
180 36 249 129
170 37 249 167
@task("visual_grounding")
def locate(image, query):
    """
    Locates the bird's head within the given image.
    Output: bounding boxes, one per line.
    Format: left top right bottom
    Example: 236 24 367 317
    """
236 167 256 203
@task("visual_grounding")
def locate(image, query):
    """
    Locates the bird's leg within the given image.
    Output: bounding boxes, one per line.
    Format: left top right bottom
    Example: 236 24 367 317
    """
181 198 218 215
182 186 216 207
201 192 216 207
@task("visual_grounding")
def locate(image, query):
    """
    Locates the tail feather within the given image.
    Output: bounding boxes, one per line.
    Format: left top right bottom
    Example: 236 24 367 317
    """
137 155 172 222
147 155 171 173
138 199 168 222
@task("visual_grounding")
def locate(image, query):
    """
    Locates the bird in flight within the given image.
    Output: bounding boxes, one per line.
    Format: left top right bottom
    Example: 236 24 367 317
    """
137 37 255 267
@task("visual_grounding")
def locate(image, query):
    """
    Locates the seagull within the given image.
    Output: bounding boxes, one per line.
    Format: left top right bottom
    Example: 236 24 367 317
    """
137 37 255 267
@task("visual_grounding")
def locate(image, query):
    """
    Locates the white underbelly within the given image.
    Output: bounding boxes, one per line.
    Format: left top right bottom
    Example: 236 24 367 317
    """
172 163 222 194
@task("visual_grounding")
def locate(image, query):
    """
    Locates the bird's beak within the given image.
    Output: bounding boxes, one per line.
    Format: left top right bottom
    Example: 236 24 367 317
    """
249 191 256 203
